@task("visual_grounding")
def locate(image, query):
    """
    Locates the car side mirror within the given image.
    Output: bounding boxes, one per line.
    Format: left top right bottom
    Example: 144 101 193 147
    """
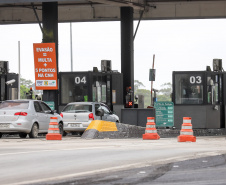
45 110 53 114
96 109 104 120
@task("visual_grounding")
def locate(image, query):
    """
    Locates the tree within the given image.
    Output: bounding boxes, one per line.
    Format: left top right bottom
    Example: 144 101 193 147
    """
19 77 42 99
20 84 30 99
157 82 172 101
20 78 33 88
135 88 151 108
134 80 145 91
134 80 172 107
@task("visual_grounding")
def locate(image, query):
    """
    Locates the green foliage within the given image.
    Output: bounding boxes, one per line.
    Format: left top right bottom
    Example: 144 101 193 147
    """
134 80 145 91
20 77 35 99
157 94 171 102
134 81 172 107
157 82 172 101
159 82 172 96
135 89 151 108
20 84 30 99
20 78 33 88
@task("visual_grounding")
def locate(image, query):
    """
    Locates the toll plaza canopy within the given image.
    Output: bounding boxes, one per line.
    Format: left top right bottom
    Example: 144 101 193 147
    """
1 0 226 24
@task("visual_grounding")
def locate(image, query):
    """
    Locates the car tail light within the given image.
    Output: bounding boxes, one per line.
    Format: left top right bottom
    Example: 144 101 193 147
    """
89 113 94 120
60 113 63 118
14 112 28 116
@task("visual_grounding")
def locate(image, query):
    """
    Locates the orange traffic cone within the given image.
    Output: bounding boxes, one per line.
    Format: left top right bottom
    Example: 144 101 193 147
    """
142 117 160 140
178 117 196 142
46 117 62 140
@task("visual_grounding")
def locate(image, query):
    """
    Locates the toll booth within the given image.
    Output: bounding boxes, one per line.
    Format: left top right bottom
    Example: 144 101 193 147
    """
172 69 226 129
0 61 19 100
58 71 123 117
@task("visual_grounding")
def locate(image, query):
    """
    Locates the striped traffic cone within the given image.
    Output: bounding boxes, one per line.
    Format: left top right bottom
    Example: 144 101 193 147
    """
142 117 160 140
46 117 62 140
178 117 196 142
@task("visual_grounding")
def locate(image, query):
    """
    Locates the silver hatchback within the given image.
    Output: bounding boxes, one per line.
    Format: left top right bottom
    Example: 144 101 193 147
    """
0 100 63 138
60 102 119 135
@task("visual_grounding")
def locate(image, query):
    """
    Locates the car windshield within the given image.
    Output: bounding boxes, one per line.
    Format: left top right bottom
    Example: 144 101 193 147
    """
0 101 29 110
62 104 92 113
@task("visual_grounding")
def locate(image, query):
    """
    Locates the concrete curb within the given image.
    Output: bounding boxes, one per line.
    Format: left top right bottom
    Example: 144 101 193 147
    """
81 122 146 139
81 120 226 139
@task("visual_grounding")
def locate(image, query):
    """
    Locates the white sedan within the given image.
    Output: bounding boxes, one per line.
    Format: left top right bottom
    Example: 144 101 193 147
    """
0 100 63 138
60 102 119 135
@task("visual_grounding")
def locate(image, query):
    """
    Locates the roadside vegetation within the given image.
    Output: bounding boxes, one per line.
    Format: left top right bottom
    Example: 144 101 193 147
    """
134 80 172 108
20 77 42 99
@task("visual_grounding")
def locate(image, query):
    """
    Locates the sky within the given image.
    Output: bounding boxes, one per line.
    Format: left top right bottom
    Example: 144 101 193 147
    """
1 19 226 90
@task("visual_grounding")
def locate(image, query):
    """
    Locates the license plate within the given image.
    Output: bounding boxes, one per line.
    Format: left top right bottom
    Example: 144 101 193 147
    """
0 123 10 128
70 123 81 127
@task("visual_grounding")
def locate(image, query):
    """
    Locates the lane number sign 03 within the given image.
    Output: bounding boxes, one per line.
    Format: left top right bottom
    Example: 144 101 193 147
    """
75 76 87 85
190 76 202 84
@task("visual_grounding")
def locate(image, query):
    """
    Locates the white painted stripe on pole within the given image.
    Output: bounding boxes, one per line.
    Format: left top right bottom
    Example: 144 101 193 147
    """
146 125 156 128
182 126 192 129
145 130 157 133
180 131 193 135
183 120 191 123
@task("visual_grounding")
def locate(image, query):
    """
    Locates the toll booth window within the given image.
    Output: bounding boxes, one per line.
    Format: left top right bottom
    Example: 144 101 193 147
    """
207 74 221 105
61 74 88 104
62 104 92 113
175 74 203 104
92 75 107 103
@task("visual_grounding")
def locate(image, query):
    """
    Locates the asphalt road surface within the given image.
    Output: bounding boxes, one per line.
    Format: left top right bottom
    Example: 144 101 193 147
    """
1 135 226 185
52 154 226 185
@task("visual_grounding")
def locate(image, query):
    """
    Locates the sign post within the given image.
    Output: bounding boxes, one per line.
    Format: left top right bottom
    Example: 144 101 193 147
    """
33 43 58 90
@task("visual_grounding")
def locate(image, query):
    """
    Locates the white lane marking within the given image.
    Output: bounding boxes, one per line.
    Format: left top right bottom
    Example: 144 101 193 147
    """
0 146 113 156
0 143 167 156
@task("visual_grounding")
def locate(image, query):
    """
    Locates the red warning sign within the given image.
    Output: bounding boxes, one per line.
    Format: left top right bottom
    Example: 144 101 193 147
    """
33 43 58 90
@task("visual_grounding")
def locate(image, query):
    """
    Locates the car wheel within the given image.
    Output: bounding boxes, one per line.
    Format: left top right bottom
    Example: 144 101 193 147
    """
19 133 27 138
58 123 63 136
0 133 2 138
29 123 39 138
63 131 67 136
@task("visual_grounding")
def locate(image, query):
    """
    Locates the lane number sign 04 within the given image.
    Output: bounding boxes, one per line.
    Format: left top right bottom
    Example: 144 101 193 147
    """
75 76 87 84
190 76 202 84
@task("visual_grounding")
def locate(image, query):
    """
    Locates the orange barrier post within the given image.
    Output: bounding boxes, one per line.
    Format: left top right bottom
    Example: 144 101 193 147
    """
142 117 160 140
177 117 196 142
46 117 62 140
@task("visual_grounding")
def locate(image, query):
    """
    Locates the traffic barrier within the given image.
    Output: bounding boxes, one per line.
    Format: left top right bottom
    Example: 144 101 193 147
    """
81 120 118 139
178 117 196 142
142 117 160 140
46 117 62 140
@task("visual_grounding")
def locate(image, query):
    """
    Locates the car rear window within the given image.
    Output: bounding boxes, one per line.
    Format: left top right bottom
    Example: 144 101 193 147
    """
0 101 29 110
62 104 92 113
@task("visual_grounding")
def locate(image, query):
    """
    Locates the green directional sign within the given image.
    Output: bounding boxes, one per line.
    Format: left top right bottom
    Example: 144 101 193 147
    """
45 101 55 110
154 101 174 127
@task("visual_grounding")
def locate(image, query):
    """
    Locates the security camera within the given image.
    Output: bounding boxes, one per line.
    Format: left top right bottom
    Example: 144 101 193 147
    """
153 88 159 92
6 79 15 85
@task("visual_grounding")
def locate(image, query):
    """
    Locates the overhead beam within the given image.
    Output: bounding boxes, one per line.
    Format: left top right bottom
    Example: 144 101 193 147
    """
1 1 226 24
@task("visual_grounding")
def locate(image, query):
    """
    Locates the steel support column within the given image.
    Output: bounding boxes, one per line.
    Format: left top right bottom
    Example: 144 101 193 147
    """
42 2 59 112
121 7 134 106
